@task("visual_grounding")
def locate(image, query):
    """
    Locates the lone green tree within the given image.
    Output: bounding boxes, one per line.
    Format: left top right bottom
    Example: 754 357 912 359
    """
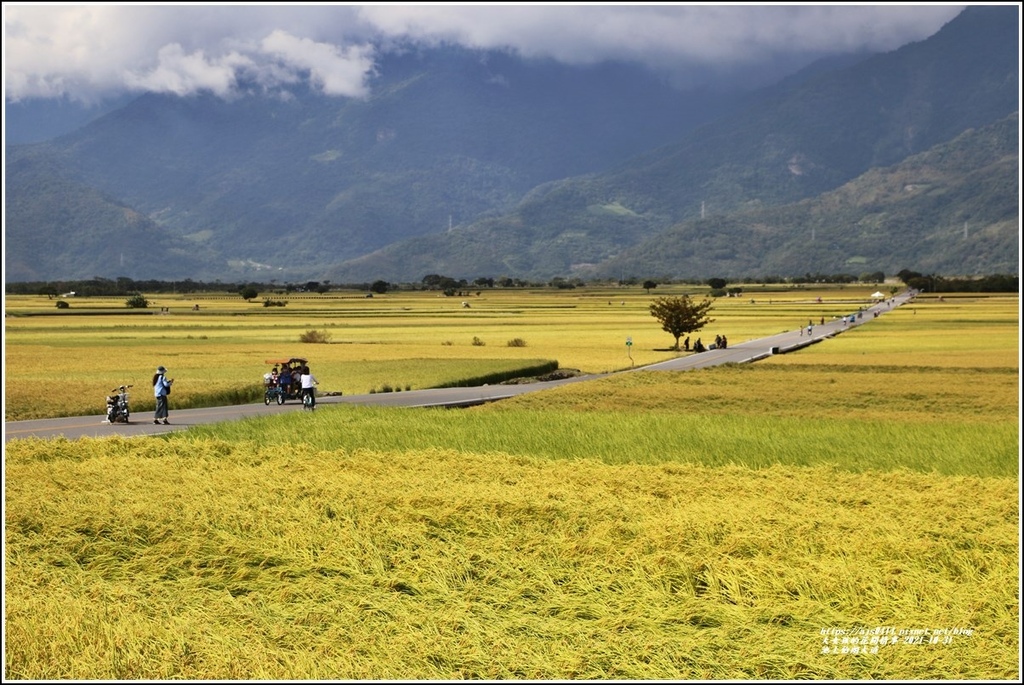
707 277 727 290
124 293 149 309
649 295 715 350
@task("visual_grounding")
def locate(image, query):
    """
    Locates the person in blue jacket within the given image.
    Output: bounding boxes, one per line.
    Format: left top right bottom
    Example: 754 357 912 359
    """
153 365 174 425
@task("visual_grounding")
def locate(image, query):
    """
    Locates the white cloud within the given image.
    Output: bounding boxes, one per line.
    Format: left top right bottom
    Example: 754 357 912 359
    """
2 4 375 102
122 44 245 98
3 3 966 103
353 4 964 66
259 30 374 98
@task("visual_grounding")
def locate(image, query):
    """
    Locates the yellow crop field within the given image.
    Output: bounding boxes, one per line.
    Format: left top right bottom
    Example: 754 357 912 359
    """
4 285 1020 679
4 441 1018 680
4 284 878 421
764 293 1020 369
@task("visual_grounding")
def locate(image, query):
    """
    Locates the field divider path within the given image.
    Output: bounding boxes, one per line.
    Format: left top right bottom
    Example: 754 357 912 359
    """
4 293 914 442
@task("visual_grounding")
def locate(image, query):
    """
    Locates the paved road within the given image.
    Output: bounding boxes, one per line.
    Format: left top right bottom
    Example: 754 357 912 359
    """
641 291 913 372
4 292 913 443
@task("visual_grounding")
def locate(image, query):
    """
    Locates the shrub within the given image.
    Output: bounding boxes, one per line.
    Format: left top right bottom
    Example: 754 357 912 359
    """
55 300 70 309
472 336 486 346
125 293 149 308
507 338 527 347
263 298 288 307
299 329 331 344
433 361 560 389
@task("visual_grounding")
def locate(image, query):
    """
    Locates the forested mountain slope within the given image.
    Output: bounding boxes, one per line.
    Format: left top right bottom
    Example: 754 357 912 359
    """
324 6 1018 282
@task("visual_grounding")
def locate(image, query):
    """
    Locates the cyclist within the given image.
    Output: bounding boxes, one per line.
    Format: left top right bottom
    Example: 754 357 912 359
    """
300 365 318 409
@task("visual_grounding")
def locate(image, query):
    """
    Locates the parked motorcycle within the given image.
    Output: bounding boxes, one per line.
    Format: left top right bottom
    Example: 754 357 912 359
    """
104 385 132 424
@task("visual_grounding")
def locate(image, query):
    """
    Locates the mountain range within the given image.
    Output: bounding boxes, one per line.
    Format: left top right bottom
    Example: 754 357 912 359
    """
4 5 1019 285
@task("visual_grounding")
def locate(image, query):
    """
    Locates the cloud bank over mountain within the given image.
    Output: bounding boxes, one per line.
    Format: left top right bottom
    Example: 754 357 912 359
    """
4 4 963 103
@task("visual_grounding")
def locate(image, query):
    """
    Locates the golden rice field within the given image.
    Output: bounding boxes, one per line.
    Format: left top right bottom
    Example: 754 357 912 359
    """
4 286 1020 680
4 284 879 421
5 441 1017 680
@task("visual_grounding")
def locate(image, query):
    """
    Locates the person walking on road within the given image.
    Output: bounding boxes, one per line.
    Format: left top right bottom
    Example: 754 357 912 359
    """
153 365 173 425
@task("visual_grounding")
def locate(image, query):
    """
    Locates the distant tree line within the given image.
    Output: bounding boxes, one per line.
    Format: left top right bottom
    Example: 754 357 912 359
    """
7 277 220 298
7 277 345 298
895 270 1018 293
6 270 1018 297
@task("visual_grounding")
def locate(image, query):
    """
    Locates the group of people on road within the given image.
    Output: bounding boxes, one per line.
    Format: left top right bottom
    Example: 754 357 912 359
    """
264 362 318 401
266 363 298 397
682 335 726 353
152 361 320 424
798 317 828 336
264 362 319 405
